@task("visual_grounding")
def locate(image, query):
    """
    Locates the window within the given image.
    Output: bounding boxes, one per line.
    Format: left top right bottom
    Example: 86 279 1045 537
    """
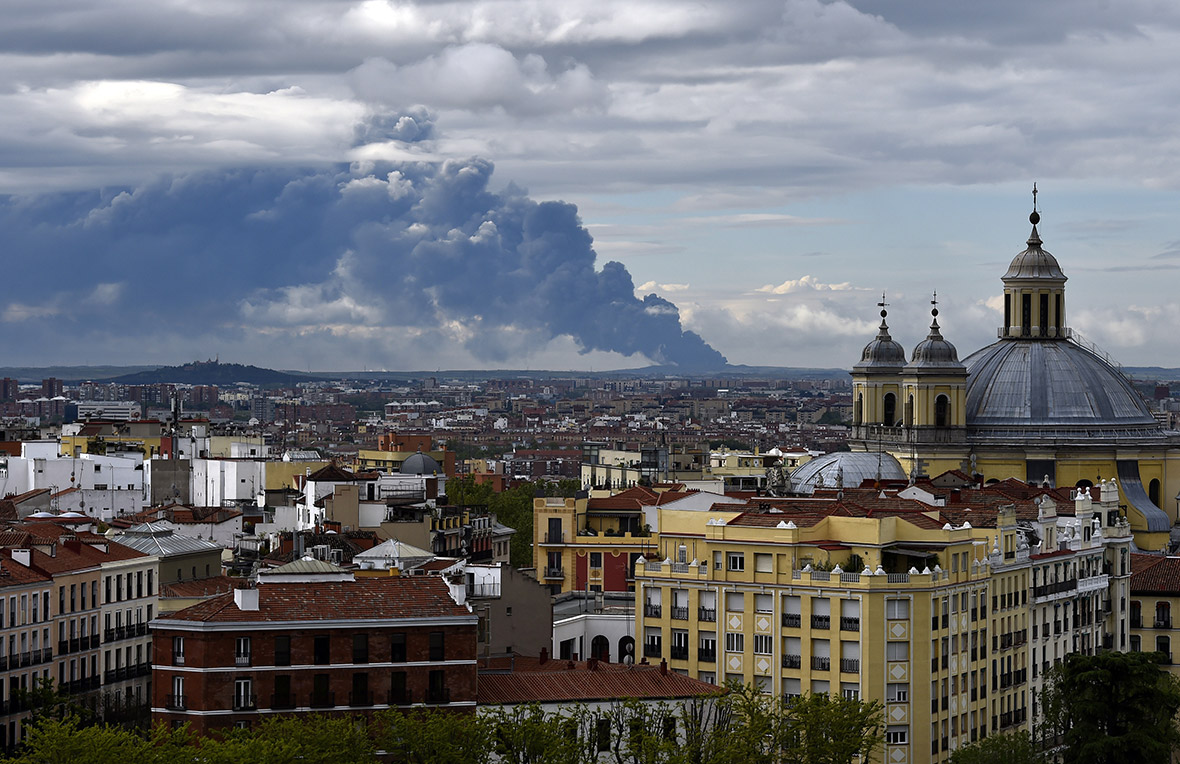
351 672 369 705
755 553 773 573
171 636 184 665
754 594 773 613
170 675 184 707
713 551 723 570
590 552 603 568
887 683 909 702
726 592 744 612
274 635 291 666
391 633 407 662
725 632 744 652
313 635 330 665
353 634 369 664
596 718 611 752
727 553 745 571
234 678 254 709
429 631 445 661
390 671 408 704
235 636 251 665
885 599 910 619
885 726 908 745
886 642 909 661
753 635 773 654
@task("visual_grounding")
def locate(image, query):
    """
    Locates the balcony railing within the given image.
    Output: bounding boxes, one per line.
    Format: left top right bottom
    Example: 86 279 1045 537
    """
270 693 296 710
644 604 662 618
783 613 801 628
349 691 374 707
699 607 716 622
698 647 716 662
670 645 689 660
1032 579 1077 598
389 688 412 705
671 606 689 620
840 658 860 673
811 656 830 671
783 654 802 669
172 654 185 666
1156 618 1173 629
309 692 336 709
235 654 252 667
644 642 662 658
233 694 257 711
425 687 451 704
840 617 860 632
544 532 565 544
811 615 830 630
165 694 186 711
543 567 564 579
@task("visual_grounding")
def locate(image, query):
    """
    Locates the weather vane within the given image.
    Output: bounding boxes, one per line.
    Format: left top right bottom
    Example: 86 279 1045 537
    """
931 291 939 318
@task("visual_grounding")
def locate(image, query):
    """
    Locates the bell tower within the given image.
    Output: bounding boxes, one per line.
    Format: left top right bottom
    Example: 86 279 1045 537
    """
1000 185 1068 340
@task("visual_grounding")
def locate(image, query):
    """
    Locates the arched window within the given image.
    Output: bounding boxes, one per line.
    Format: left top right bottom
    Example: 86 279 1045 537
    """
1130 600 1142 628
591 635 610 661
1076 479 1094 489
1150 479 1161 507
904 395 914 427
1157 635 1171 663
1157 601 1172 629
618 636 635 665
935 395 950 428
882 393 896 427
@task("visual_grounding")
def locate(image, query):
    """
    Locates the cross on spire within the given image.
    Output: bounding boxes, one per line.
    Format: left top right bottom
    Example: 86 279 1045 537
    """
1032 182 1038 213
877 292 888 309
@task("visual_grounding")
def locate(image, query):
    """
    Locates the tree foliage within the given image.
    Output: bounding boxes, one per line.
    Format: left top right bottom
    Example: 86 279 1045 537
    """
2 688 885 764
1041 650 1180 764
949 731 1042 764
446 476 580 568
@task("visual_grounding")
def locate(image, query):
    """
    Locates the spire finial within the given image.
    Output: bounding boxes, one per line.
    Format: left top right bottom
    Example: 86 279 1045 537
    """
1030 182 1040 225
878 291 889 319
931 290 939 318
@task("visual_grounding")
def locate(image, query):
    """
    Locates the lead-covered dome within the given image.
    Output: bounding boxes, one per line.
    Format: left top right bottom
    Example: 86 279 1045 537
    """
400 450 441 475
907 315 965 371
1002 225 1067 282
853 312 906 372
963 339 1161 438
788 451 907 494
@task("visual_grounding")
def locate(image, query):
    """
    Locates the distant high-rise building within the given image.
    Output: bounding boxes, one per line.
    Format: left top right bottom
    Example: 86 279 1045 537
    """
0 378 18 402
41 377 62 398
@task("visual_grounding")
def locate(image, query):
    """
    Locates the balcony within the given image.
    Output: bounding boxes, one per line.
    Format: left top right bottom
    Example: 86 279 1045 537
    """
165 694 186 711
783 612 801 628
544 532 565 544
644 642 662 659
425 687 451 705
811 656 830 671
644 603 662 618
172 654 185 666
1032 579 1077 598
543 567 564 579
1156 618 1173 629
349 692 374 707
389 688 412 705
58 640 69 656
235 654 252 667
270 693 296 710
1131 616 1143 628
309 692 336 709
671 606 689 621
783 654 802 669
840 617 860 632
840 658 860 673
698 647 716 663
233 694 257 711
670 645 689 660
811 615 831 630
698 607 716 622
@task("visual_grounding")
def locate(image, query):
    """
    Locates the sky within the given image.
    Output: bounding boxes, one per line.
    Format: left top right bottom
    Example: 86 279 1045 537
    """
4 0 1180 373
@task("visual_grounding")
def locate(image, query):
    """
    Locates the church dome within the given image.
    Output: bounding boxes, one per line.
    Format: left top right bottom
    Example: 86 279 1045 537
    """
907 314 965 371
963 339 1161 439
1002 223 1066 282
853 308 905 372
400 450 441 475
788 451 907 495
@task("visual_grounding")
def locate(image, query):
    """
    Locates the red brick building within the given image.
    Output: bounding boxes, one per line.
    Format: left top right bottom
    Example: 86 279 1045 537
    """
150 568 477 733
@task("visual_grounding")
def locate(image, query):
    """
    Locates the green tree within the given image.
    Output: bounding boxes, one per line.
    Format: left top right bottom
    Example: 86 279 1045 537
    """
486 702 587 764
373 707 492 764
1041 650 1180 764
782 691 885 764
949 731 1042 764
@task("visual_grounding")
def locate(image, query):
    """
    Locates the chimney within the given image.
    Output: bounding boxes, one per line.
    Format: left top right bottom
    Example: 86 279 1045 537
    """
11 549 30 567
660 658 667 676
234 584 259 611
539 647 548 665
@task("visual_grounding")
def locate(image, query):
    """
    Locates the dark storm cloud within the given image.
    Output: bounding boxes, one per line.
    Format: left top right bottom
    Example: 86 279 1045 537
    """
0 154 726 369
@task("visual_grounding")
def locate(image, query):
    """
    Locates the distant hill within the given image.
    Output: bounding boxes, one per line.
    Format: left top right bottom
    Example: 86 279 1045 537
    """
105 361 317 386
0 366 159 384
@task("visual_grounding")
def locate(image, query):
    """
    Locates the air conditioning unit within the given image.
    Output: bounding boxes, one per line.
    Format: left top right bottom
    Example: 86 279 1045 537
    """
330 549 343 565
311 544 330 561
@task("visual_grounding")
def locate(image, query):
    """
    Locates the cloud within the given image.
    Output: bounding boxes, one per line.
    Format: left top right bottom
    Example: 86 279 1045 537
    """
636 281 689 293
756 275 865 294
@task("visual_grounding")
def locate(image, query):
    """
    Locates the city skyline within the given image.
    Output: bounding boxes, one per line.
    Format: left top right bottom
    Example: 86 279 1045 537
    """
4 1 1180 371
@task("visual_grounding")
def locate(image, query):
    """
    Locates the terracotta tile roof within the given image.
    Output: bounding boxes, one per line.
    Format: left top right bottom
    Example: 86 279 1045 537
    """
160 576 236 599
0 552 51 586
476 658 722 705
307 463 357 482
7 489 49 504
157 576 473 624
1131 554 1180 594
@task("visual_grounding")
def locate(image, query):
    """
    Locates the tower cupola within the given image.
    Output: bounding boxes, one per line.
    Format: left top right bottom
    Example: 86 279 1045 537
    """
1000 185 1068 339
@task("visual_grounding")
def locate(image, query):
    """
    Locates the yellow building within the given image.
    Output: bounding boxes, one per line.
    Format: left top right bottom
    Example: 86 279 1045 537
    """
633 479 1131 764
1129 552 1180 676
849 207 1180 550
